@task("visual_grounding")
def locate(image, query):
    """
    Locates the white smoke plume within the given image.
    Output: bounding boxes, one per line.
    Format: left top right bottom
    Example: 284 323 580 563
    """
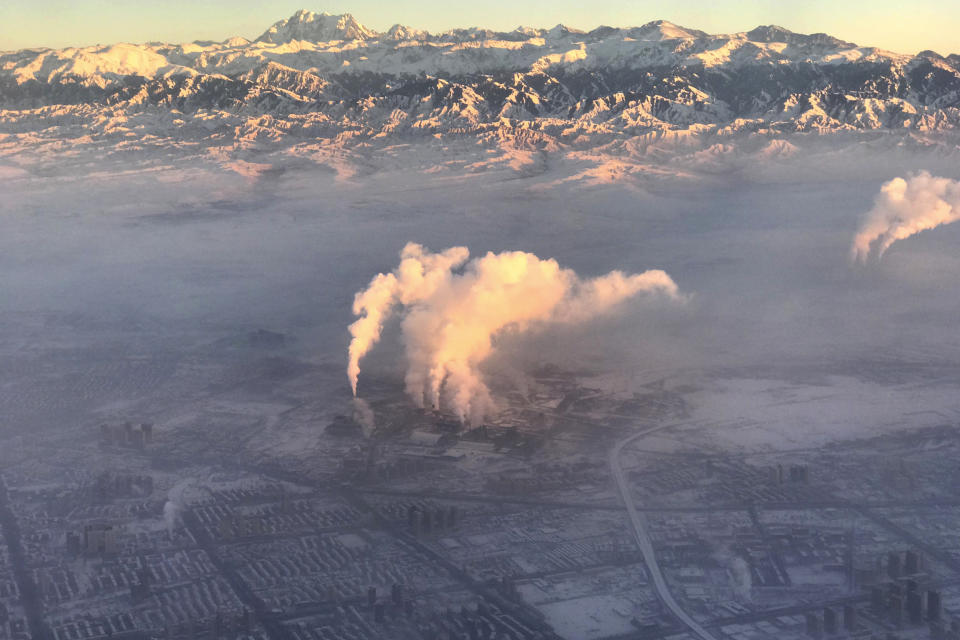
851 172 960 263
347 242 682 423
163 500 180 535
352 397 376 438
714 547 753 601
163 478 196 535
730 557 753 601
347 244 469 395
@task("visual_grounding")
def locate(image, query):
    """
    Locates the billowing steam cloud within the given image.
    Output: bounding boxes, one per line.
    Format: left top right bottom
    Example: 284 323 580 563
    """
347 244 469 396
347 243 682 423
851 172 960 263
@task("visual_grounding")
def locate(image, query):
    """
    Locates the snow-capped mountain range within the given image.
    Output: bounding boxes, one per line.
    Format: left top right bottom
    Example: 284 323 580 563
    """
2 10 959 182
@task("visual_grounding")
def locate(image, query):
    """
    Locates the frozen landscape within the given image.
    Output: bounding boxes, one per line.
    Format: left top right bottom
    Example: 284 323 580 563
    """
2 8 960 640
3 9 960 184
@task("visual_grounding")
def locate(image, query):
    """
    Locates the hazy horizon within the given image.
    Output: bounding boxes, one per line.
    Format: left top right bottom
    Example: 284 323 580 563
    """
2 0 958 54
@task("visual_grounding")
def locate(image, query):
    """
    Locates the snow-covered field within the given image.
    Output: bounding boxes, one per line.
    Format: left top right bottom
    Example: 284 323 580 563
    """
676 374 960 452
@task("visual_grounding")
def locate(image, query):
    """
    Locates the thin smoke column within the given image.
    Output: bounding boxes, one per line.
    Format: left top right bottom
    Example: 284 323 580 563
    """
352 397 376 438
347 242 682 423
163 501 179 535
851 171 960 262
163 479 194 535
347 244 469 396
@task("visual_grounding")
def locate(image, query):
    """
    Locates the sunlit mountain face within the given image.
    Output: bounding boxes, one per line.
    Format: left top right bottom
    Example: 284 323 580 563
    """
1 9 958 182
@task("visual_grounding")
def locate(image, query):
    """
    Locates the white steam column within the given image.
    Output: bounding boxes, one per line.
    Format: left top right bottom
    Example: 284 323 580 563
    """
851 171 960 263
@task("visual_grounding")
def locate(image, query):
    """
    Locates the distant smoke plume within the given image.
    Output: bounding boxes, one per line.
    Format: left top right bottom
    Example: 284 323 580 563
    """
729 556 753 601
347 242 682 423
730 557 753 600
163 500 179 535
163 479 194 535
851 172 960 262
352 397 376 438
715 547 753 601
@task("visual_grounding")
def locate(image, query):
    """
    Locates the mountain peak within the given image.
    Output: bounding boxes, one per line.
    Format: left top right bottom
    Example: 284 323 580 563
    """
746 24 856 49
748 24 794 39
384 23 430 41
255 9 378 44
546 24 585 39
629 20 708 41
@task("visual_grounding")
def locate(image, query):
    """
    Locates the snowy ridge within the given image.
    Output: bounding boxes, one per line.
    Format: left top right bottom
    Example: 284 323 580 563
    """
1 10 959 181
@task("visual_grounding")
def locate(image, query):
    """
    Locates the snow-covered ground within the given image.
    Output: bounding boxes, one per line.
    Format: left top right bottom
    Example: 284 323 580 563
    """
677 374 960 452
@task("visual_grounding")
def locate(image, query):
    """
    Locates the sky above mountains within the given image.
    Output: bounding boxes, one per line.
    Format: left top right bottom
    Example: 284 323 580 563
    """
1 0 957 55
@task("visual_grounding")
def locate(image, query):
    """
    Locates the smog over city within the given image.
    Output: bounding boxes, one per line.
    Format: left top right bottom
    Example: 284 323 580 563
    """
2 2 960 640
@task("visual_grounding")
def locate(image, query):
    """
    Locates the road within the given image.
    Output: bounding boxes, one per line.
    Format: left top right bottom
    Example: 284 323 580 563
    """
609 424 720 640
850 503 960 573
181 509 294 640
340 488 565 640
0 475 51 640
355 487 626 511
746 504 792 587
